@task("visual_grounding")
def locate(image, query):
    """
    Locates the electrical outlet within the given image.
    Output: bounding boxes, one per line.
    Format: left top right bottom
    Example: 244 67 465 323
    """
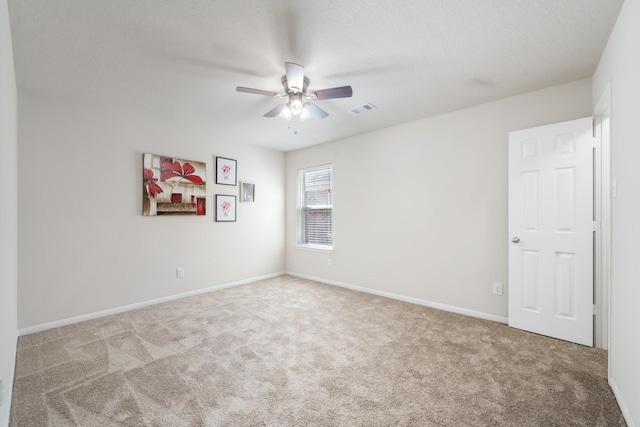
493 282 503 296
327 258 332 267
176 268 185 278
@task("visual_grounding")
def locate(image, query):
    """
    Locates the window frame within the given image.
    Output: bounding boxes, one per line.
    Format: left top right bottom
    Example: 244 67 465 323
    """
296 164 333 252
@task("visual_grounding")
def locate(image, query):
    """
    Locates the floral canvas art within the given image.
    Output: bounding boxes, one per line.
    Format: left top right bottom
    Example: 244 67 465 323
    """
143 153 206 216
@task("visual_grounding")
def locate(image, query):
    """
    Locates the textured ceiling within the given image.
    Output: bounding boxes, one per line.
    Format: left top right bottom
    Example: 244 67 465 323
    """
8 0 623 152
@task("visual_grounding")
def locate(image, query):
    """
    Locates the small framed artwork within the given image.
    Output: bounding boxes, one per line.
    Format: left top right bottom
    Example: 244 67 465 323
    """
241 182 255 203
216 194 237 222
216 157 237 186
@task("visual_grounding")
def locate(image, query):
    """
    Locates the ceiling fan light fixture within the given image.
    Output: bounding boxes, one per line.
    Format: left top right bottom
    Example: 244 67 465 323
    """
289 95 304 116
279 105 292 121
299 105 311 122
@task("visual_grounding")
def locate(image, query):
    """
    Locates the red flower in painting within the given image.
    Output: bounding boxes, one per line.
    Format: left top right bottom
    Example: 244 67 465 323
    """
161 160 203 184
143 168 164 197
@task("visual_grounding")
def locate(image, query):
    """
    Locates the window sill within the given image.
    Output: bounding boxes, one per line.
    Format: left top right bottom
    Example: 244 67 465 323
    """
296 244 334 254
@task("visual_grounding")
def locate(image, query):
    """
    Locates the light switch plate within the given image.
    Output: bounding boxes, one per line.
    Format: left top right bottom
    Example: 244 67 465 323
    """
493 282 503 296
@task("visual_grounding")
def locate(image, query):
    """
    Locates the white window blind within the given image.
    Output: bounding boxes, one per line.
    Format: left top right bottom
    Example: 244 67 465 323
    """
298 165 332 248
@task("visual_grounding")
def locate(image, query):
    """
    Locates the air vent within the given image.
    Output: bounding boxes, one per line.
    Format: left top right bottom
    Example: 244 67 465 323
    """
349 103 377 115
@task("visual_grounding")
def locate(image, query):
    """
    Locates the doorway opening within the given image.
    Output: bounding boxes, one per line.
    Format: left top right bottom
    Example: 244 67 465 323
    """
593 82 612 350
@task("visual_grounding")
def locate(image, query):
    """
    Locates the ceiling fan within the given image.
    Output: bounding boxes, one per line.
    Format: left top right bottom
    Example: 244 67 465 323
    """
236 62 353 121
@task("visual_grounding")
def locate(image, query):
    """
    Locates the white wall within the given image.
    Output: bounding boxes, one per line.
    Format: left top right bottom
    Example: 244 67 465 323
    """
0 0 17 424
593 0 640 423
286 79 592 320
17 93 286 329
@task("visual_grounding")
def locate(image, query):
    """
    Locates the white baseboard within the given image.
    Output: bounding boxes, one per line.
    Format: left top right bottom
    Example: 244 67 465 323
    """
18 272 285 336
286 272 509 325
609 376 636 427
19 271 509 335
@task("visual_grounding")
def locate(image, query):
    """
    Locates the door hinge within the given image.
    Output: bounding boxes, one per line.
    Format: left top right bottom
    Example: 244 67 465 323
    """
591 117 599 146
593 304 602 316
593 221 601 232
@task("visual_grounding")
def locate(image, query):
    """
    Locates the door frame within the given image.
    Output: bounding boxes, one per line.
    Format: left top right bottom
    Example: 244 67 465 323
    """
593 81 612 351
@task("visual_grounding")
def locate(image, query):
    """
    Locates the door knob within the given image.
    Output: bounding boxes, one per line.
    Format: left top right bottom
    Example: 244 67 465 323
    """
511 237 520 243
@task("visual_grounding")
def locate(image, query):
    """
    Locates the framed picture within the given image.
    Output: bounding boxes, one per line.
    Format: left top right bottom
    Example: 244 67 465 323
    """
241 182 255 203
216 157 237 186
142 153 206 216
215 195 237 222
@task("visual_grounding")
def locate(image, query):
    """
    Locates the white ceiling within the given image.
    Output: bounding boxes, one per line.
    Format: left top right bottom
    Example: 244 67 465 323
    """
8 0 623 152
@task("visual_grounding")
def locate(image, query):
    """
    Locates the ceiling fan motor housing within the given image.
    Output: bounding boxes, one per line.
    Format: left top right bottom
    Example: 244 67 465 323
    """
281 75 310 95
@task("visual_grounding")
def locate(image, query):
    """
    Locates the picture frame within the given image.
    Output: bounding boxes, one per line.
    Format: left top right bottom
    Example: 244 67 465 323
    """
216 157 237 186
215 194 237 222
240 182 255 203
142 153 206 216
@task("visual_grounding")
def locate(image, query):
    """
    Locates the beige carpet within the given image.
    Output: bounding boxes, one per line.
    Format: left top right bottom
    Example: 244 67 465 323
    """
10 275 625 426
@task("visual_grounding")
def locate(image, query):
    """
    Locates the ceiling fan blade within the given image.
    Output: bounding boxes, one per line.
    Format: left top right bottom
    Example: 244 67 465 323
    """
313 85 353 100
264 104 287 118
236 87 280 97
306 103 329 120
285 62 305 93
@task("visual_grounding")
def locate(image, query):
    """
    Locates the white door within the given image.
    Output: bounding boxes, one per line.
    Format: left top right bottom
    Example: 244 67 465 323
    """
508 117 594 346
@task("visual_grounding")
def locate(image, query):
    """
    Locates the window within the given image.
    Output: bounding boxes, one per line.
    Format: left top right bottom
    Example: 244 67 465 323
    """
298 165 333 250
